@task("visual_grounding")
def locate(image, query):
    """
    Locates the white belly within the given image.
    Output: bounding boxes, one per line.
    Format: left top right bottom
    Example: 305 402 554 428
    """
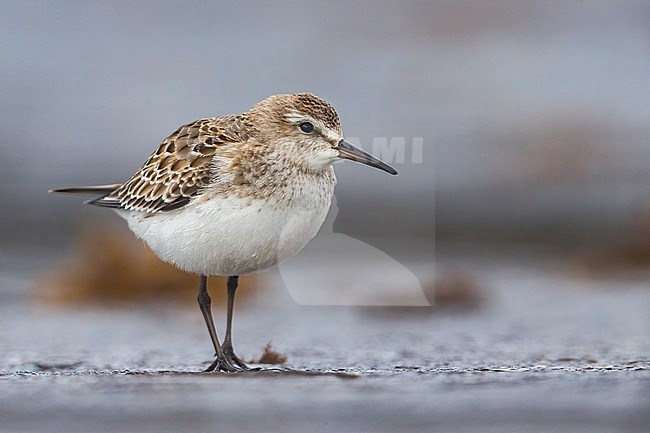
118 193 333 276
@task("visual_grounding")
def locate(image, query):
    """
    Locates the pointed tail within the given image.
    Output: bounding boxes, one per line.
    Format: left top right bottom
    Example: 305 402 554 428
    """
49 184 122 196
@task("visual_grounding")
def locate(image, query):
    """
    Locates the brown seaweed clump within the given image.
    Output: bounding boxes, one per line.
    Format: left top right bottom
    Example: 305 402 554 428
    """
36 227 259 306
429 269 485 309
577 204 650 277
250 342 288 365
358 267 485 318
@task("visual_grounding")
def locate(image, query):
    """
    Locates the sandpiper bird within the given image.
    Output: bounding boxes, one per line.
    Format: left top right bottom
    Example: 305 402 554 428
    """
51 93 397 372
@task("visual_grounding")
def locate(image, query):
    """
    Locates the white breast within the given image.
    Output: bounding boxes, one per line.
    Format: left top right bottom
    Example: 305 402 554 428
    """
117 182 334 276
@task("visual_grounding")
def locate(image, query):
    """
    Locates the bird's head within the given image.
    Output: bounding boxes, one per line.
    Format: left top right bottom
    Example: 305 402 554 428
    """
248 93 397 175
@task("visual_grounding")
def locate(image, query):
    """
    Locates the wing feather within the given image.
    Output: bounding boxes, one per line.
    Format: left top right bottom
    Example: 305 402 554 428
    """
90 115 247 213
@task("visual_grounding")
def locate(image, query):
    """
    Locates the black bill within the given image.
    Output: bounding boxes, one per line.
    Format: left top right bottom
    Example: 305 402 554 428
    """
335 140 398 175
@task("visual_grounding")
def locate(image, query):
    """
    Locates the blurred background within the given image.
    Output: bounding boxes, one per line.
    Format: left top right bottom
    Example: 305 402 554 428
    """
2 1 650 253
1 1 649 431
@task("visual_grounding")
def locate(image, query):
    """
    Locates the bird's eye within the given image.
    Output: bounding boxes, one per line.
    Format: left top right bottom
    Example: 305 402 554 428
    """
299 122 314 134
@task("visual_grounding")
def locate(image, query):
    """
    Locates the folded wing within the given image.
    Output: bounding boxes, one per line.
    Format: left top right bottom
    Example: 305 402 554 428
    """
52 115 248 213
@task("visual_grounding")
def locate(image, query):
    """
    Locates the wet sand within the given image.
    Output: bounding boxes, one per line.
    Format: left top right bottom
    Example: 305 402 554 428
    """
1 250 649 432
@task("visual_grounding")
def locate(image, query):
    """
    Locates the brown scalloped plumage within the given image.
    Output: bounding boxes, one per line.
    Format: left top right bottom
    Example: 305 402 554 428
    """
92 115 249 212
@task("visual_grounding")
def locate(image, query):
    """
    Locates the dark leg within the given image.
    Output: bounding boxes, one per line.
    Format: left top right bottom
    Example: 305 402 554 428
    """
221 275 252 369
197 275 238 372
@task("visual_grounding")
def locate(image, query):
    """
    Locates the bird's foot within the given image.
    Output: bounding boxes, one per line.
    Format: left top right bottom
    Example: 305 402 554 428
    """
204 354 240 373
221 343 260 371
